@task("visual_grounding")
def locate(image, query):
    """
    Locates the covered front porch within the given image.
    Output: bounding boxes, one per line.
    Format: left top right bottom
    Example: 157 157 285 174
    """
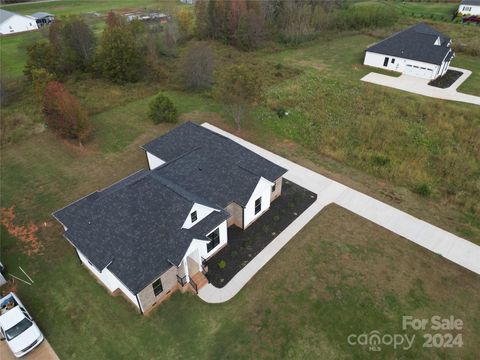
176 253 209 293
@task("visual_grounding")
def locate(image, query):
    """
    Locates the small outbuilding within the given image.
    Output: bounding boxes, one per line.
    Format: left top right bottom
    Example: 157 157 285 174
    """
364 23 454 80
0 9 37 35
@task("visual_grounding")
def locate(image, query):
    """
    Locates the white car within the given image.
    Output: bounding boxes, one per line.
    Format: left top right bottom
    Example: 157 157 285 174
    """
0 293 44 358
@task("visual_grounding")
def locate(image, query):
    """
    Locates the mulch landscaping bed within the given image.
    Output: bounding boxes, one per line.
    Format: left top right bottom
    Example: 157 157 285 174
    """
205 179 317 288
428 70 463 89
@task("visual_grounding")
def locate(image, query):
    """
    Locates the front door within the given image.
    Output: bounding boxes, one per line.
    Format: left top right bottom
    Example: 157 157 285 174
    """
383 57 389 67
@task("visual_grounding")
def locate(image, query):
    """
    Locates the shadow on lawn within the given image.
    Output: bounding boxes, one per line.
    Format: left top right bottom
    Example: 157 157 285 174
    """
205 180 317 287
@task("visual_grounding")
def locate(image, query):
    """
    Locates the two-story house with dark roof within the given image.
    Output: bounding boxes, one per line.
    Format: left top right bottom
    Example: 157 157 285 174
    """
53 122 287 314
364 23 455 80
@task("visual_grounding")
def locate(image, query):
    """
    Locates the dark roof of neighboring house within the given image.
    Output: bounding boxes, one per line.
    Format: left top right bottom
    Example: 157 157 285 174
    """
30 12 54 19
366 23 453 65
142 122 287 207
461 0 480 5
53 122 286 294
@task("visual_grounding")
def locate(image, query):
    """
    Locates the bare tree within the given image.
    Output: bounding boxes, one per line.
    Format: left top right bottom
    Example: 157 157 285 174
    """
214 64 263 131
180 42 215 91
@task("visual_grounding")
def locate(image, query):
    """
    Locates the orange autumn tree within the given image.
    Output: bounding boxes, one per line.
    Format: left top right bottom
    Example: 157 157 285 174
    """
0 207 43 256
43 81 91 147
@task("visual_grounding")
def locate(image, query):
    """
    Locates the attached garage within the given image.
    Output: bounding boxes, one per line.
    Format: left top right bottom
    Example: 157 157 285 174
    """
404 64 434 79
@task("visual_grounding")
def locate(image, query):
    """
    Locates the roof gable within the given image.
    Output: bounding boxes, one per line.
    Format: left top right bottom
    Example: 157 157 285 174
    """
54 122 285 293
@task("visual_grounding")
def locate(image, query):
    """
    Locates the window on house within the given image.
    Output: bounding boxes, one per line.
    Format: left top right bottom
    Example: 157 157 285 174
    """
391 58 395 64
255 197 262 215
191 211 197 223
206 228 220 252
383 57 389 67
152 278 163 296
272 183 276 193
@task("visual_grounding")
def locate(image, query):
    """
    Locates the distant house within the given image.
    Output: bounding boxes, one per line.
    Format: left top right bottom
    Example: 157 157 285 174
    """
364 23 454 80
53 122 287 314
0 9 37 35
458 0 480 16
124 11 169 23
31 12 55 28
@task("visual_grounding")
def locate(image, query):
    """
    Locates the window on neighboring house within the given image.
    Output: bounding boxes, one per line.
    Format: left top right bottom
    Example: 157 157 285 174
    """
272 183 276 193
255 197 262 215
191 211 197 223
206 228 220 252
152 278 163 296
391 58 395 64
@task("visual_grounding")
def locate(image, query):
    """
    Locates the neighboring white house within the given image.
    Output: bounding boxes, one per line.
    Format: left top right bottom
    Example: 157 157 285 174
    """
0 9 37 35
364 23 455 80
53 122 287 314
31 12 55 28
458 0 480 16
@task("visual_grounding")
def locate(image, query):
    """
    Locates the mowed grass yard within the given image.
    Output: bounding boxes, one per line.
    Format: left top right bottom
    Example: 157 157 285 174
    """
3 193 480 359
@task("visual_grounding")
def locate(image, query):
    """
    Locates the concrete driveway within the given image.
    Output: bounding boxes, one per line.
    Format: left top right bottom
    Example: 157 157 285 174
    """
198 123 480 303
361 66 480 106
0 339 59 360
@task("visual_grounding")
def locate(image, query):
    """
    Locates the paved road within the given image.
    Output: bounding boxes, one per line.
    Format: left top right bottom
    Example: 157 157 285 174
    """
198 123 480 303
0 338 59 360
361 67 480 106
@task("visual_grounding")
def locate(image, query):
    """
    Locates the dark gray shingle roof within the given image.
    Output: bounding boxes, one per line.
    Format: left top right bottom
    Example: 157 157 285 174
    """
461 0 480 5
142 122 287 207
366 23 453 66
53 170 228 294
54 122 284 294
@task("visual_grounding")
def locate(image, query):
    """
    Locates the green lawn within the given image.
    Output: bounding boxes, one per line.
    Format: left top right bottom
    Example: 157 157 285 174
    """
2 195 479 359
353 0 458 22
1 5 479 358
0 0 171 17
392 1 457 20
0 0 180 77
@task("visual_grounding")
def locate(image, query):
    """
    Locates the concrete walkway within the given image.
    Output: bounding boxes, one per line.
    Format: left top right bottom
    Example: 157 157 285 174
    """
361 67 480 106
198 123 480 303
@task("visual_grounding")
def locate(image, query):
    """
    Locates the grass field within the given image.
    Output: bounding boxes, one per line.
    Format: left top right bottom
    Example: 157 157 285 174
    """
0 0 180 77
0 0 171 17
1 2 479 358
2 195 479 359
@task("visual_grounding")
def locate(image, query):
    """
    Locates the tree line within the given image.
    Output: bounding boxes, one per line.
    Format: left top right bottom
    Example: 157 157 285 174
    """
9 2 394 146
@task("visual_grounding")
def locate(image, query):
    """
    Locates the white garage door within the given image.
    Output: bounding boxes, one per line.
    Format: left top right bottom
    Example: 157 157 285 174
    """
404 64 433 79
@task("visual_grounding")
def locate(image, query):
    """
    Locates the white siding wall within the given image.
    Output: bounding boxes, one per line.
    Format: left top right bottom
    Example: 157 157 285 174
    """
0 15 37 35
364 51 441 80
458 4 480 15
182 203 218 229
244 177 273 228
76 249 139 308
181 220 229 276
146 152 165 170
